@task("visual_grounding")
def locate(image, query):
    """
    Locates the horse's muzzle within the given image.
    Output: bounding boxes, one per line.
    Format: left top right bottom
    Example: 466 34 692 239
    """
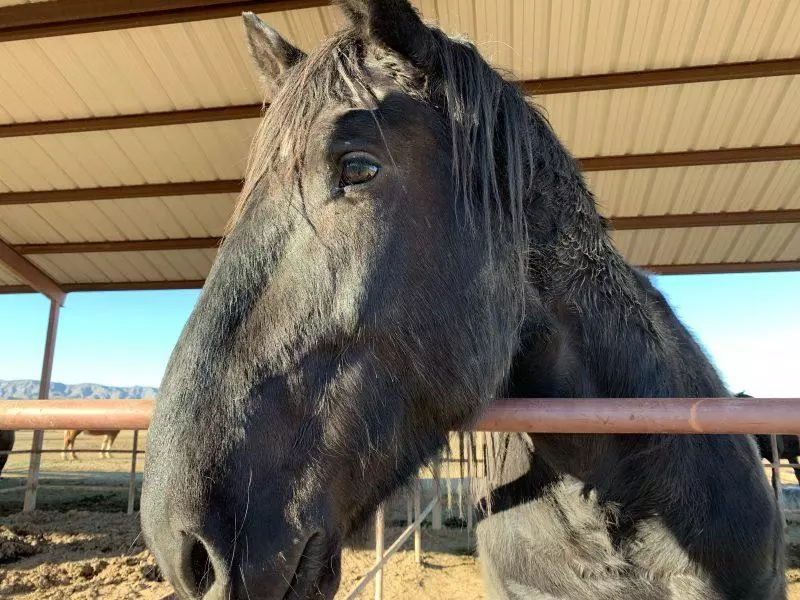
147 517 341 600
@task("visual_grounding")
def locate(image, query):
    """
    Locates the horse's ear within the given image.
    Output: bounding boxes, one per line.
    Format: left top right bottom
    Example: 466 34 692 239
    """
336 0 439 70
242 12 305 95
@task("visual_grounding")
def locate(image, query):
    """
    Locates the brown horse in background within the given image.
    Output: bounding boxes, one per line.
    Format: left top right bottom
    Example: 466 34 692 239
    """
62 429 119 460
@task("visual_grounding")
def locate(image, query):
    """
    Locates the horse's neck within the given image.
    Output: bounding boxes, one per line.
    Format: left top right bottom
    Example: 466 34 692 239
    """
518 197 727 401
505 222 730 480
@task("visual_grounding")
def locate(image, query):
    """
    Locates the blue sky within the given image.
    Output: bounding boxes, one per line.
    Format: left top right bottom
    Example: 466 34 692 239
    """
0 273 798 395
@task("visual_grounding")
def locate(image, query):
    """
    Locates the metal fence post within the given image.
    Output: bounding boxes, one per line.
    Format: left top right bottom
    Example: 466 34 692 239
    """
127 430 139 515
432 459 442 530
374 503 385 600
413 477 422 564
466 433 473 531
770 434 787 530
23 299 60 512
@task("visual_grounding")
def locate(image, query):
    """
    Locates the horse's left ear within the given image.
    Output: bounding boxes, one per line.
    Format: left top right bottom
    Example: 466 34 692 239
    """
242 12 306 95
336 0 439 70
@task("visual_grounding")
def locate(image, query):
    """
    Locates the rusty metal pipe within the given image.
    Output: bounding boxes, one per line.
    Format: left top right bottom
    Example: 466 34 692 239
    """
0 400 152 430
2 397 800 434
475 397 800 434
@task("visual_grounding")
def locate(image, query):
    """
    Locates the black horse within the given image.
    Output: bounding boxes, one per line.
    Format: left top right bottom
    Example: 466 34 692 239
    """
0 430 14 478
738 393 800 486
757 435 800 486
141 2 784 599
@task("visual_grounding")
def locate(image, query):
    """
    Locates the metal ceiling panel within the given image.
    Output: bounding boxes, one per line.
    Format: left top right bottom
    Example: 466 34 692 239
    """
585 161 800 218
536 76 800 157
1 1 798 123
0 194 236 245
611 223 799 266
29 248 217 284
0 120 256 192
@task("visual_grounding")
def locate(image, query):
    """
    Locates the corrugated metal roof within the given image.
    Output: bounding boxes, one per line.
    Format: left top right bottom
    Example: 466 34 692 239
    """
29 249 217 283
536 76 800 157
2 77 797 194
586 161 800 217
612 223 800 266
454 0 800 79
0 120 255 192
0 194 235 244
2 1 798 123
0 0 798 290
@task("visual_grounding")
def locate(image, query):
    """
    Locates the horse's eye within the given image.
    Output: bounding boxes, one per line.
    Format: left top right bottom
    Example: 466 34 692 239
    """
340 154 379 186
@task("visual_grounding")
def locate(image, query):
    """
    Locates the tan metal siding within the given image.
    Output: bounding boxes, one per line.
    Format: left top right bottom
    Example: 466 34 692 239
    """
536 76 800 157
0 194 235 245
0 121 256 192
2 1 799 124
611 224 800 266
585 161 800 218
29 249 217 284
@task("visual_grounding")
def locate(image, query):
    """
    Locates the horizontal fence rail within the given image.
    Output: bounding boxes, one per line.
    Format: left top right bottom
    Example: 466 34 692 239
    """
0 399 152 430
478 397 800 434
3 397 800 433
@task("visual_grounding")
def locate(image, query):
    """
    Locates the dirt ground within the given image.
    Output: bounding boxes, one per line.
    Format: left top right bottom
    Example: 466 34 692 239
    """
2 430 800 598
1 509 799 599
0 510 481 599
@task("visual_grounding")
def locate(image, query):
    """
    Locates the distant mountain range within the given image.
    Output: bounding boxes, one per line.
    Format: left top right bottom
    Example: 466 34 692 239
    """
0 379 158 400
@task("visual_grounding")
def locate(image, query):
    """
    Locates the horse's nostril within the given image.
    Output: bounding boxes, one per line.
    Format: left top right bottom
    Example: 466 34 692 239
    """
183 534 216 596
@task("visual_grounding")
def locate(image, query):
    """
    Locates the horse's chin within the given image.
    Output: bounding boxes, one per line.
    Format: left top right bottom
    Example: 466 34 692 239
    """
280 534 341 600
302 558 341 600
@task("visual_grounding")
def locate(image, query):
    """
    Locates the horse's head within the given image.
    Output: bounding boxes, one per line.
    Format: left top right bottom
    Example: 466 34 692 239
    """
141 2 542 598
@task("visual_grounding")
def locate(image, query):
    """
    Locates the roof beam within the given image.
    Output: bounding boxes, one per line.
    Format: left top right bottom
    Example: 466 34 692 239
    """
647 261 800 276
520 58 800 95
579 145 800 172
3 260 800 296
0 180 240 206
0 105 263 139
611 209 800 231
9 209 800 256
2 59 798 139
15 237 222 255
63 280 206 292
0 0 327 42
0 280 205 294
0 279 205 294
0 238 66 305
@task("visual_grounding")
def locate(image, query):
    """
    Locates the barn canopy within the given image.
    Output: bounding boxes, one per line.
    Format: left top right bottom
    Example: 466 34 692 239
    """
0 0 798 304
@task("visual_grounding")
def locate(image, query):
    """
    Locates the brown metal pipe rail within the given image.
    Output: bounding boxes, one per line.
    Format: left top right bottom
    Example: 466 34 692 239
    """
3 397 800 434
1 400 152 430
476 398 800 434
